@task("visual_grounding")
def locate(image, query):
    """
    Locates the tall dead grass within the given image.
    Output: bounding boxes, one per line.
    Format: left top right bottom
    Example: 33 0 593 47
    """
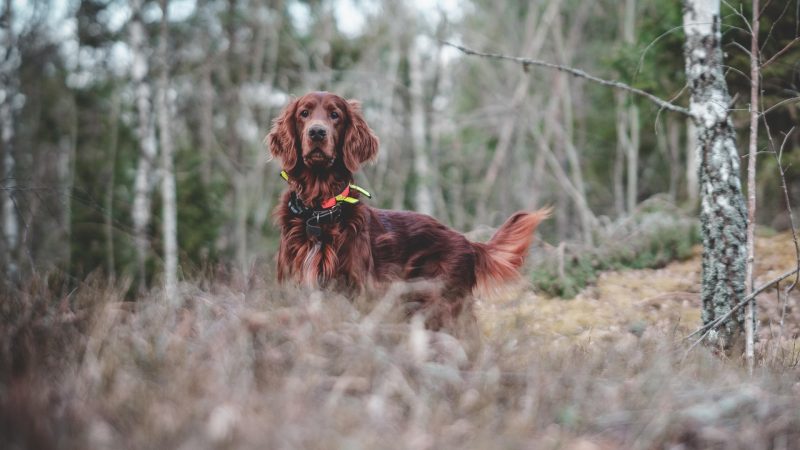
1 270 799 450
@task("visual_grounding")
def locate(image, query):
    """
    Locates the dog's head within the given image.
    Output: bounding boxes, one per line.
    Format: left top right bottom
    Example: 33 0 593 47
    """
268 92 379 175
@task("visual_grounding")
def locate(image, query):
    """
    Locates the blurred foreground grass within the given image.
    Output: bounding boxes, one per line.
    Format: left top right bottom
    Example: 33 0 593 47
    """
2 233 800 449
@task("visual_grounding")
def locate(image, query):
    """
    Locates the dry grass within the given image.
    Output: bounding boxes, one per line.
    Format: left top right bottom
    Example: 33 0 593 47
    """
3 234 800 449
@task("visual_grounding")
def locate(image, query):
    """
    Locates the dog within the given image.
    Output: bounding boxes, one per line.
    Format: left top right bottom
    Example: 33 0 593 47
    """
268 91 548 329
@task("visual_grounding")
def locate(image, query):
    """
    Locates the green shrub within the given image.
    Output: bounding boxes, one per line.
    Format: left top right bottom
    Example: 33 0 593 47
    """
531 198 700 298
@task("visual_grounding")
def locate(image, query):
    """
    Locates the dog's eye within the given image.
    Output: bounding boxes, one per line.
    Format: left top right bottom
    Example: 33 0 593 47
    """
300 110 309 118
330 111 339 119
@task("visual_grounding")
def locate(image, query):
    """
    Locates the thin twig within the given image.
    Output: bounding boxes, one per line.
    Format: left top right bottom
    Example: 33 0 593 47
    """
727 40 754 60
442 41 691 116
761 37 800 69
774 128 799 338
760 0 794 55
760 96 800 116
722 0 755 36
654 82 690 134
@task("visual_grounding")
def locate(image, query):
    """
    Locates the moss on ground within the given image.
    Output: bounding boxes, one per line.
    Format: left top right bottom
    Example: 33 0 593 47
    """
531 200 700 298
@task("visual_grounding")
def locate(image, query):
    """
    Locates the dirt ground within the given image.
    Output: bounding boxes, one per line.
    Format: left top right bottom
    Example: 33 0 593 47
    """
478 231 800 348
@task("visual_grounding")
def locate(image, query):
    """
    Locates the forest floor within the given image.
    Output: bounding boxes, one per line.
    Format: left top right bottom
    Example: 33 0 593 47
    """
480 231 800 351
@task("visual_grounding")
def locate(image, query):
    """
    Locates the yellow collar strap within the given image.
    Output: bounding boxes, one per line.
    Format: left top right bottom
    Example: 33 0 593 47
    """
280 170 372 207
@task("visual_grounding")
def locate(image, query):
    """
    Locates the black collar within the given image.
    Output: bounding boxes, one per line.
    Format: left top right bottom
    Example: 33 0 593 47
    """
280 170 373 238
287 192 343 238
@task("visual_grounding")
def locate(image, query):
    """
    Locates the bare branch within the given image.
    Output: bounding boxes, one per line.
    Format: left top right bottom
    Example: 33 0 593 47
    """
722 0 755 36
775 128 799 337
727 41 754 60
685 266 800 343
443 41 691 116
761 0 793 55
776 129 799 287
760 96 800 116
761 37 800 69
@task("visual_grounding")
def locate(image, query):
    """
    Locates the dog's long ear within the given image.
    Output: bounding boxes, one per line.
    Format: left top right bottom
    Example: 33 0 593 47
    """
267 98 299 171
343 100 379 173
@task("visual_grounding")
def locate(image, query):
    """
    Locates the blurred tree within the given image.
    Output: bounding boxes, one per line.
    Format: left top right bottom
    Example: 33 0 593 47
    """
130 0 158 291
1 0 20 279
157 0 178 299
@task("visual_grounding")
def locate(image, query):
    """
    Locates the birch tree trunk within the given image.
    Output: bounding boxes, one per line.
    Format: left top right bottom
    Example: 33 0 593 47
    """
408 38 434 216
614 0 640 216
130 0 158 291
624 0 639 214
683 0 748 349
105 93 120 278
57 97 77 273
158 0 178 301
1 100 17 279
1 0 19 278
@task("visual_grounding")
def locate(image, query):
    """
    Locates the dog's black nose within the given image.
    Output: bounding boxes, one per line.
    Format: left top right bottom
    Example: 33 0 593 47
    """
308 126 327 142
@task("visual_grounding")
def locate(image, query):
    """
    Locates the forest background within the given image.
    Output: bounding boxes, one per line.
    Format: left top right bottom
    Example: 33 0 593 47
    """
3 0 797 288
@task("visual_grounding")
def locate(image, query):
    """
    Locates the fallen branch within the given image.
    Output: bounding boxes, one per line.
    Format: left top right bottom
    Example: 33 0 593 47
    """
443 41 691 116
685 266 800 344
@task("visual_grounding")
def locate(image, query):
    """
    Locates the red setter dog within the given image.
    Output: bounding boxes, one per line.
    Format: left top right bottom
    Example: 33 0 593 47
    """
268 91 548 329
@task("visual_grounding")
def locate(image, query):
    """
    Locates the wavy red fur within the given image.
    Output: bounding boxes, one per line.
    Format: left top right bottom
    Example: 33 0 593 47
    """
268 92 548 329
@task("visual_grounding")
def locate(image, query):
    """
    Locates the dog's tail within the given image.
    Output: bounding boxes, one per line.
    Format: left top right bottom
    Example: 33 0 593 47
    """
471 208 551 296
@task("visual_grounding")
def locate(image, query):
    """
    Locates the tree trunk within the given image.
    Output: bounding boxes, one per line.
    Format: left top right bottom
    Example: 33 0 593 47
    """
626 103 640 213
613 0 640 215
686 118 699 207
58 95 77 273
408 38 434 216
744 0 761 373
130 0 158 292
683 0 748 349
1 0 18 279
624 0 639 214
105 93 120 278
1 101 18 279
614 92 628 216
667 118 681 201
158 0 178 301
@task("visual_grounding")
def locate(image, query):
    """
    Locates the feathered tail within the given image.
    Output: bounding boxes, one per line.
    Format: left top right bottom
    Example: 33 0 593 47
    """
472 208 551 295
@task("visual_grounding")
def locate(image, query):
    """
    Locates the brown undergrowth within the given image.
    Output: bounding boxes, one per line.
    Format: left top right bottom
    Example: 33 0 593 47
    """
2 233 800 449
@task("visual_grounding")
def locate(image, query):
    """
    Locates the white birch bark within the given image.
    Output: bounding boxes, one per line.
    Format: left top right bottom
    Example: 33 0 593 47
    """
57 106 77 271
158 0 178 301
626 103 640 213
375 36 401 190
624 0 639 214
614 0 640 215
408 38 434 216
1 100 17 278
1 0 19 277
683 0 748 348
130 0 158 290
